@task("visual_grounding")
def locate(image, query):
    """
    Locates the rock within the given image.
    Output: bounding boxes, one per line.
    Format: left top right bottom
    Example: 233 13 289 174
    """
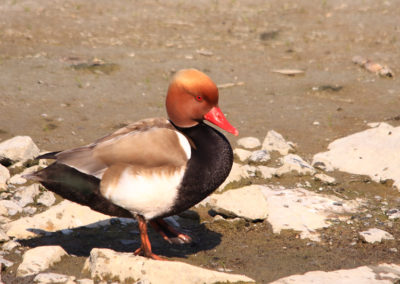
218 163 251 190
33 272 76 283
8 165 40 185
37 191 56 207
84 248 255 283
13 184 40 207
17 246 68 277
0 164 10 188
386 208 400 220
23 206 37 215
258 166 276 179
249 150 270 163
270 263 400 284
0 199 23 216
359 228 394 243
0 256 14 268
262 130 295 155
76 279 94 284
260 186 360 241
5 200 112 239
237 136 261 149
2 240 21 251
0 203 8 216
233 148 252 162
0 136 40 164
209 185 269 221
0 229 10 242
313 122 400 189
276 154 315 176
314 173 337 185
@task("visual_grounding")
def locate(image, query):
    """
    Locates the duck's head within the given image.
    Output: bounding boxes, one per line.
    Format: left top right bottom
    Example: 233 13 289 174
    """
166 69 238 136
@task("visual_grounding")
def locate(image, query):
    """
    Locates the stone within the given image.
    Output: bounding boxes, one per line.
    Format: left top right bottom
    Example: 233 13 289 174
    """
270 263 400 284
313 122 400 189
260 186 360 241
76 279 94 284
13 184 40 207
209 185 269 221
249 150 270 163
0 164 10 188
5 200 112 239
8 165 40 185
0 256 14 268
359 228 394 243
386 208 400 220
0 136 40 163
84 248 255 283
258 166 276 179
218 162 251 191
0 229 10 242
276 154 316 176
2 240 21 251
262 130 295 155
0 199 23 216
237 136 261 149
314 173 337 185
17 246 68 277
37 191 56 207
233 148 252 162
33 272 76 283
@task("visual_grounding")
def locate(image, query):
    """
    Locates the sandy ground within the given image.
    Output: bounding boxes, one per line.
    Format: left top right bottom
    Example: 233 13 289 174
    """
1 0 400 283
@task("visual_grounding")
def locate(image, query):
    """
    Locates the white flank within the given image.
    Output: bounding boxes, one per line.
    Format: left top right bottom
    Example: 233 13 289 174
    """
103 167 185 219
176 131 191 160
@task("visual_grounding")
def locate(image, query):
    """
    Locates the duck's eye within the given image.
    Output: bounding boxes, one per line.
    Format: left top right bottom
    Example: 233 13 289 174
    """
195 95 203 102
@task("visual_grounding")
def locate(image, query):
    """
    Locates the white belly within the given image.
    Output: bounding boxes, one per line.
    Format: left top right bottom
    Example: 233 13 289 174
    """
102 167 184 220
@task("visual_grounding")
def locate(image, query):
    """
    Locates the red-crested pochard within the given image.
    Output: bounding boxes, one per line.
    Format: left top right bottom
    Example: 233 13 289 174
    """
26 69 238 260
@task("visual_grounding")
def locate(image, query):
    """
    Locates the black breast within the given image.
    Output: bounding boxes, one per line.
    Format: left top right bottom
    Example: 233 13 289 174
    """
167 122 233 216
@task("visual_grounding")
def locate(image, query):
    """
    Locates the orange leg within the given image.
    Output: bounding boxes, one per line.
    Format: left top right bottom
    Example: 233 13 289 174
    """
149 218 192 245
134 215 165 261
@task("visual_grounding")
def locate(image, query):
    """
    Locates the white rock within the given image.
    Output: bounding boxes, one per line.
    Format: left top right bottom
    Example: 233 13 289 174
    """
258 166 276 179
270 263 400 284
210 185 269 220
359 228 394 243
0 136 40 163
249 150 270 163
261 186 360 241
0 256 14 268
276 154 315 176
37 191 56 207
76 279 94 284
0 164 10 188
34 272 76 283
0 229 10 242
8 165 41 185
0 199 23 216
13 184 40 207
5 200 112 239
218 163 250 191
0 202 8 216
237 136 261 149
23 206 37 215
17 246 67 277
314 173 337 185
85 248 254 283
2 240 21 251
233 148 252 162
313 122 400 189
262 130 295 155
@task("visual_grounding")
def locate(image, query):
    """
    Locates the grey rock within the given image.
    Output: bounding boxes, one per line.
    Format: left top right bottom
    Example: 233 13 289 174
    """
262 130 296 155
249 150 270 163
276 154 315 176
13 184 40 207
0 199 23 216
17 246 68 277
0 136 40 163
386 208 400 220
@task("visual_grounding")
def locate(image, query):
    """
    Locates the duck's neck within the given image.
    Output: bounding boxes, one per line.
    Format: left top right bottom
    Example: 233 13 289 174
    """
168 121 233 216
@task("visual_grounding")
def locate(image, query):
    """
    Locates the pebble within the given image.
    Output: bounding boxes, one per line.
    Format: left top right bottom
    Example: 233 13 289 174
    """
258 165 276 179
13 184 40 207
2 240 21 251
37 191 56 207
236 137 261 149
0 229 10 242
0 199 23 216
275 154 315 176
0 256 14 268
33 272 76 283
386 208 400 220
17 246 68 277
233 148 252 162
314 173 337 185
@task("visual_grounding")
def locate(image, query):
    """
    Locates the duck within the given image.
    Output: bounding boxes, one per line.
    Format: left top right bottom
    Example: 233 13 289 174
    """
26 69 238 260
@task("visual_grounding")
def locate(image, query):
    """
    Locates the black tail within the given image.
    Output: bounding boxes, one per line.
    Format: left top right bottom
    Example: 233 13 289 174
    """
29 163 132 218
